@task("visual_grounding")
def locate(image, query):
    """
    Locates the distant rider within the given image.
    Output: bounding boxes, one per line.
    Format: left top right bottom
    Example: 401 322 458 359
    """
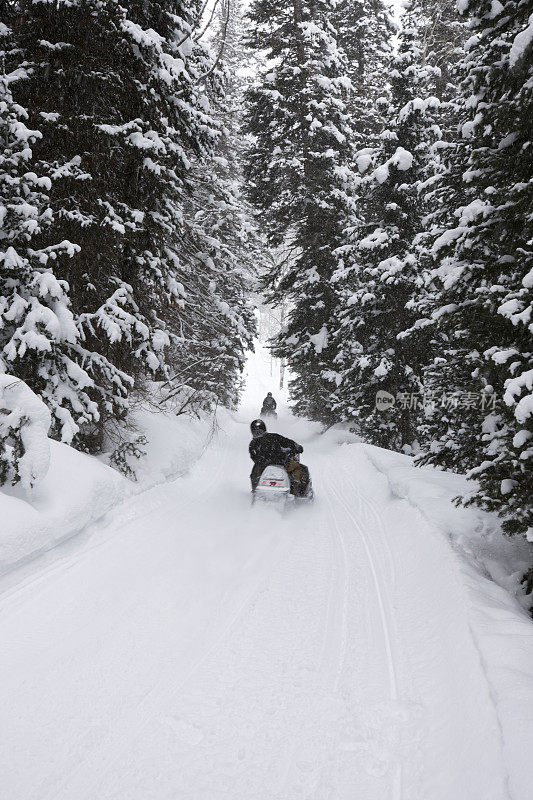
249 419 310 497
260 392 277 415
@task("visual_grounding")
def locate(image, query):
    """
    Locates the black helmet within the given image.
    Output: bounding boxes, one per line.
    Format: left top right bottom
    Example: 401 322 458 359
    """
267 392 272 397
251 419 267 438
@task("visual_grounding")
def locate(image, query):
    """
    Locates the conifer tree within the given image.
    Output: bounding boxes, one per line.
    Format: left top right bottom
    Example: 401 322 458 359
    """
244 0 357 420
171 0 258 408
333 0 394 137
329 1 443 450
418 0 533 537
0 22 97 448
4 0 252 448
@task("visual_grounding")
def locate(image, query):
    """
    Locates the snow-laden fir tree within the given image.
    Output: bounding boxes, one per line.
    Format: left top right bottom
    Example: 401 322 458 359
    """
8 0 192 448
128 0 257 412
164 0 258 410
329 1 445 451
417 0 533 538
390 1 471 465
5 0 254 449
244 0 357 420
0 23 98 456
333 0 394 137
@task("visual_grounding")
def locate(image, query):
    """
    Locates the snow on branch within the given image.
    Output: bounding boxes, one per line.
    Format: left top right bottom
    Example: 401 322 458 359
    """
0 375 51 490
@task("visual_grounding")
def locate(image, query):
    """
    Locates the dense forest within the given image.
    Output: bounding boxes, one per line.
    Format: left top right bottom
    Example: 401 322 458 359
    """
1 0 532 540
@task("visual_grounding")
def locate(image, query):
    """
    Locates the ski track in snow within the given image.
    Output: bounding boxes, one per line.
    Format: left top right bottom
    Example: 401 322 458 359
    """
0 350 528 800
324 464 403 799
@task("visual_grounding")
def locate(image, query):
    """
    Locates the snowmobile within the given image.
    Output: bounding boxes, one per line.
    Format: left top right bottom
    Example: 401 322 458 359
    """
260 393 278 421
260 407 278 421
252 456 314 509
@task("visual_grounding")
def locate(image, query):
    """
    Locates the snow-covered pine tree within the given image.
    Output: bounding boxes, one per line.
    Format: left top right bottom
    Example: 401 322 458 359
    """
394 1 471 466
333 0 394 137
164 0 258 410
0 22 97 454
417 0 533 538
330 1 444 451
244 0 357 420
6 0 233 449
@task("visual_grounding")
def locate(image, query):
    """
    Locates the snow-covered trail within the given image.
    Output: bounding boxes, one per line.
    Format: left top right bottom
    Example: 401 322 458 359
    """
0 350 523 800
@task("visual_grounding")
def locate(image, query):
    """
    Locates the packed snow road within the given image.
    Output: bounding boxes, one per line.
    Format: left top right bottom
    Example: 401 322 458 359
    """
0 353 529 800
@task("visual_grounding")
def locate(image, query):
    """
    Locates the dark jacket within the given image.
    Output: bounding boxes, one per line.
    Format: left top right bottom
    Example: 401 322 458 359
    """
249 432 299 470
262 395 277 411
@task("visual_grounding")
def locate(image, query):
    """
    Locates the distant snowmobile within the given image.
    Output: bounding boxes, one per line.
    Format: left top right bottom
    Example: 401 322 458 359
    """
260 392 278 420
260 408 278 421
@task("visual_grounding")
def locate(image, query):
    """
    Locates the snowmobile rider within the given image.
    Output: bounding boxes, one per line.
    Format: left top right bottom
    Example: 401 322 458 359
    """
249 419 310 497
260 392 277 415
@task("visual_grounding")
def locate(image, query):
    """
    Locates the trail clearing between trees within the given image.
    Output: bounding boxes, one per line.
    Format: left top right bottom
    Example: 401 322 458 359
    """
1 350 533 800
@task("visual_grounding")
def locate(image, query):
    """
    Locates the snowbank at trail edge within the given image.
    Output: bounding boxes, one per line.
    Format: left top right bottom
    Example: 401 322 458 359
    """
361 442 533 610
351 441 533 798
122 403 222 489
0 405 225 574
0 440 130 573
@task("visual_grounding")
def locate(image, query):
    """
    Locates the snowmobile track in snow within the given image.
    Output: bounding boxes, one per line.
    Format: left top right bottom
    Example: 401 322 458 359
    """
320 457 403 800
